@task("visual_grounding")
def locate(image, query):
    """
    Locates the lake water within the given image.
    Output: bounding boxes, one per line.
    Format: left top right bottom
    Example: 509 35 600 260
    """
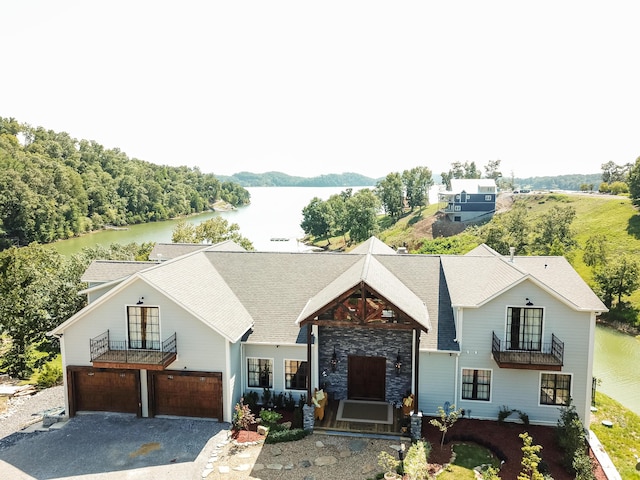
52 186 363 255
593 324 640 414
51 186 640 416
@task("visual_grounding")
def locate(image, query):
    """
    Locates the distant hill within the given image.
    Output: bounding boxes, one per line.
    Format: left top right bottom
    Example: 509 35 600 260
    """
513 173 601 191
217 171 603 191
215 171 379 187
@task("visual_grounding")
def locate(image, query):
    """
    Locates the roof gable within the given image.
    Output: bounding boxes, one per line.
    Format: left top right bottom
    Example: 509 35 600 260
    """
295 254 431 331
442 254 607 311
51 237 605 351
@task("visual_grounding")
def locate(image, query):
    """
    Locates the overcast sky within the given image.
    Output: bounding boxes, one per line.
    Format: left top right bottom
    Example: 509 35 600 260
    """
2 1 638 179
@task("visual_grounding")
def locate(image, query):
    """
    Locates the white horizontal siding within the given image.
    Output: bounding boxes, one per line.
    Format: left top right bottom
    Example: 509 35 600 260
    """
418 351 456 416
459 280 594 424
243 344 308 402
60 278 231 419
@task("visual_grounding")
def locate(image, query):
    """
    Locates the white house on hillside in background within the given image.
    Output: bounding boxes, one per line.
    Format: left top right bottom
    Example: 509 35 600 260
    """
50 237 605 432
439 178 497 223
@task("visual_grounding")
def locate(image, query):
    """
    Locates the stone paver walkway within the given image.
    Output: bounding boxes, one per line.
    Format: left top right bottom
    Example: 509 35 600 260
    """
200 432 406 480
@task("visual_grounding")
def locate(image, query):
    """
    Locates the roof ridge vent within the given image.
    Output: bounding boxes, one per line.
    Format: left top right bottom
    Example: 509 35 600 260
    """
397 246 408 254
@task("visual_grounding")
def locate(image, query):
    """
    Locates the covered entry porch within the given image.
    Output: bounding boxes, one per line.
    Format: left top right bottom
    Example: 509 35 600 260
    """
296 277 431 429
315 396 409 435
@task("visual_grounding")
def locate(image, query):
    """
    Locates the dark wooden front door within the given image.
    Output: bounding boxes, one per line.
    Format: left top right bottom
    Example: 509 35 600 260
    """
347 355 386 401
148 371 223 419
68 366 141 417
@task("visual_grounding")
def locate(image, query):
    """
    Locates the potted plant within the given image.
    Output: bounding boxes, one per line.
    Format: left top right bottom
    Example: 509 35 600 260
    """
378 450 400 480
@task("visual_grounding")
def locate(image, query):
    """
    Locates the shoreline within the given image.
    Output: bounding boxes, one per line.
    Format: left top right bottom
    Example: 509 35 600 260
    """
596 319 640 338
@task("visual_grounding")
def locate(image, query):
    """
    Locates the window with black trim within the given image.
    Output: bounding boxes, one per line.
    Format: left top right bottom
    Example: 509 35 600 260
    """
461 368 491 401
507 307 543 351
248 358 273 388
540 373 571 405
127 306 160 350
285 360 308 390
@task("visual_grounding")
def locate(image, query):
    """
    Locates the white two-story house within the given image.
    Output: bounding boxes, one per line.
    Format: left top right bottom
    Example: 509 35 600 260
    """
50 237 605 428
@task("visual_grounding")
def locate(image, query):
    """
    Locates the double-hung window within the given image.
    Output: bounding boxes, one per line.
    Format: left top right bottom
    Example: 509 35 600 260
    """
507 307 543 351
248 358 273 388
285 360 308 390
540 373 571 406
461 368 491 401
127 306 160 350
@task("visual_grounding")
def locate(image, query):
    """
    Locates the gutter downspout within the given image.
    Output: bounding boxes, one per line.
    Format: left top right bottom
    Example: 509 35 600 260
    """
51 333 70 420
454 307 463 405
454 352 460 405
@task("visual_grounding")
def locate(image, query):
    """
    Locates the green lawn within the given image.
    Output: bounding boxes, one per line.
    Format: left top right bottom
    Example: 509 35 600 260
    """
590 391 640 479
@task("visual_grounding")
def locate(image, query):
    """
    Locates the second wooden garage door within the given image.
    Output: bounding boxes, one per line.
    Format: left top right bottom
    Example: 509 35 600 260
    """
149 371 223 419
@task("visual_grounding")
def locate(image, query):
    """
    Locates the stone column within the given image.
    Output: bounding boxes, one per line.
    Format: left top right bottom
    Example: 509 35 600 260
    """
410 411 423 440
302 404 315 431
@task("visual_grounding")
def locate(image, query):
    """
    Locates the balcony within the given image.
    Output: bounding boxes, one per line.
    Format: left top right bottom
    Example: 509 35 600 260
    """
90 330 177 370
491 332 564 370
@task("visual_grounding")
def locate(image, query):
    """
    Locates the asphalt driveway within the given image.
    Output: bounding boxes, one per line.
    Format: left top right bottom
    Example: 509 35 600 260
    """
0 413 229 479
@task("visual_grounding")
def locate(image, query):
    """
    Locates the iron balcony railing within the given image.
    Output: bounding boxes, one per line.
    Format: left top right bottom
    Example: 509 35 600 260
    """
90 330 177 367
491 331 564 368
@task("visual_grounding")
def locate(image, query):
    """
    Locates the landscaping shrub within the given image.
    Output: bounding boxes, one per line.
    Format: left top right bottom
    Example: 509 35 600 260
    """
518 432 544 480
403 440 430 479
284 392 296 411
556 400 588 474
243 390 259 412
264 428 309 444
572 449 596 480
32 354 62 388
377 450 400 478
232 398 256 431
259 408 282 429
497 405 512 424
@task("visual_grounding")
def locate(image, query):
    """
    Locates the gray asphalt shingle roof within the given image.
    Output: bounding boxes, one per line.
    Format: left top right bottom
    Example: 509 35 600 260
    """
68 238 606 351
81 261 157 283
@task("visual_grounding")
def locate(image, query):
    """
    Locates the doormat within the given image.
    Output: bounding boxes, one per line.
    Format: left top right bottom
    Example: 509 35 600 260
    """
336 400 393 424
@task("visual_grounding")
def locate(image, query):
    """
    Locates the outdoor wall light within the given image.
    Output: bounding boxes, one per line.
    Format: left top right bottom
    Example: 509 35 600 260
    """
330 347 338 372
395 350 402 374
136 296 144 305
526 298 533 306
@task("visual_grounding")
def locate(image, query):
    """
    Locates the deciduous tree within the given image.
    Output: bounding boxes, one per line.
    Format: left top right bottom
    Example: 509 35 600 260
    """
346 189 380 243
530 205 577 256
593 254 640 309
402 166 433 211
171 217 254 250
375 173 404 220
0 245 83 377
301 197 333 242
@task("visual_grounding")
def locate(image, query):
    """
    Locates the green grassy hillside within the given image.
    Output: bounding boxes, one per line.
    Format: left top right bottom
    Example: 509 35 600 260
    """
382 192 640 306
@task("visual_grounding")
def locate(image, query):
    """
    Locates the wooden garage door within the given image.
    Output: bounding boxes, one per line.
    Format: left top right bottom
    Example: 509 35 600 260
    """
149 371 223 419
68 366 141 417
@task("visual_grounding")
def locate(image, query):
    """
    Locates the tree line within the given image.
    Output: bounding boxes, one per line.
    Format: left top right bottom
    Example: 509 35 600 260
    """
216 171 378 187
0 242 153 378
300 161 505 244
300 166 435 244
0 117 250 250
416 195 639 324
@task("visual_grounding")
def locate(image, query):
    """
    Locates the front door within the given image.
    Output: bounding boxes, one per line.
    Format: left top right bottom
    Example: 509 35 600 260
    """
347 355 386 401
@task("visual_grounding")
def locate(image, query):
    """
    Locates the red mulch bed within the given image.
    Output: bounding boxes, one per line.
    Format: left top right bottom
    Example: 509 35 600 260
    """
231 428 264 443
233 408 607 479
421 417 607 479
